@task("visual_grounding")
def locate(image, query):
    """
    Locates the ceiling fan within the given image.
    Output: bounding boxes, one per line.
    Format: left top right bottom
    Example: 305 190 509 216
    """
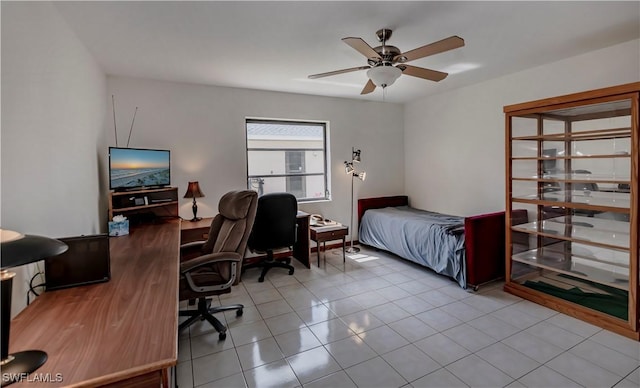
308 29 464 95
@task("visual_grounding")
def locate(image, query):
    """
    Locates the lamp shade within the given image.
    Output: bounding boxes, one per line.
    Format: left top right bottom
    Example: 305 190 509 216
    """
344 161 355 174
352 148 361 163
367 66 402 88
183 181 205 198
0 230 68 270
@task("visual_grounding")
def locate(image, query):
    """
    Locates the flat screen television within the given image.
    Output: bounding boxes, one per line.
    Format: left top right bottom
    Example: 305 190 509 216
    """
109 147 170 191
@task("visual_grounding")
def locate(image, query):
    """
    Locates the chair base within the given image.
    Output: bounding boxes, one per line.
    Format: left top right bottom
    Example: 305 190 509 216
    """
243 254 295 282
178 298 243 340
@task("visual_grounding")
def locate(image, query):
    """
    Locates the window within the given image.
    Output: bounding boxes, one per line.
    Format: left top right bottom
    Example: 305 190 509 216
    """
246 119 329 201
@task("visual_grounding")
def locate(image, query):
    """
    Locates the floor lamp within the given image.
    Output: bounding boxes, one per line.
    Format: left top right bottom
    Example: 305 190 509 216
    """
345 148 366 254
1 229 68 386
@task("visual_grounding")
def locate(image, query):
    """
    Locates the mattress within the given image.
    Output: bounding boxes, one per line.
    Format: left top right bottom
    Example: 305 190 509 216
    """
359 206 467 288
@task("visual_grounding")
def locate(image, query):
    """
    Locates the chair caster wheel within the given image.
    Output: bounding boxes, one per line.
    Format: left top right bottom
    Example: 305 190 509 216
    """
218 332 226 340
288 269 294 275
285 258 291 264
236 309 243 317
258 276 265 282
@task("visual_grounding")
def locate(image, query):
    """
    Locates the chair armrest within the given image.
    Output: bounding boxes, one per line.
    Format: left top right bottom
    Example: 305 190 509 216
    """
180 251 242 274
180 240 206 251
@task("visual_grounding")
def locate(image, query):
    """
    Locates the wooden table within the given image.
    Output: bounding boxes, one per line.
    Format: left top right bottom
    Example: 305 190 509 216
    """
180 217 213 244
8 221 180 387
310 225 348 267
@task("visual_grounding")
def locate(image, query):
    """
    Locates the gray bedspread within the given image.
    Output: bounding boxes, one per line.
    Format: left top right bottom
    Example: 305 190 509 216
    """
358 206 467 288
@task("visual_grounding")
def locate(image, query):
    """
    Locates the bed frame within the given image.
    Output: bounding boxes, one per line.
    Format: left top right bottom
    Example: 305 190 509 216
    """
358 195 518 290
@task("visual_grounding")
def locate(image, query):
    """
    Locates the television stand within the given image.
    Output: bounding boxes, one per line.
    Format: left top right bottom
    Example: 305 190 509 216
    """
109 187 178 222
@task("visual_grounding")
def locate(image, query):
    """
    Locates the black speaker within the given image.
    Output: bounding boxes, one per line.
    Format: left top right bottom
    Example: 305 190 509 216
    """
45 234 111 291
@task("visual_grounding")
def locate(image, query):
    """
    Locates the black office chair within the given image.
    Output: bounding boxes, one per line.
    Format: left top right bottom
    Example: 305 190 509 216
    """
244 192 297 282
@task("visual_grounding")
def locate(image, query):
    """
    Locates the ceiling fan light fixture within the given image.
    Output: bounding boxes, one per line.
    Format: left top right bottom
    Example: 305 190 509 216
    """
367 66 402 88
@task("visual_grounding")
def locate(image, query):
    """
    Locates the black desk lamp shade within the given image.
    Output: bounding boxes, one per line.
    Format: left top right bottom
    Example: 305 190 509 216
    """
0 230 67 386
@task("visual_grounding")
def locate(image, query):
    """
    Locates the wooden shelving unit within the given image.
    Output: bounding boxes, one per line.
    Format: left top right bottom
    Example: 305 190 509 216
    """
109 187 179 223
504 82 639 340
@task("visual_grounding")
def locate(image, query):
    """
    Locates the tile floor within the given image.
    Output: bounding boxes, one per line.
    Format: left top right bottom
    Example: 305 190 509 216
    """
177 246 640 388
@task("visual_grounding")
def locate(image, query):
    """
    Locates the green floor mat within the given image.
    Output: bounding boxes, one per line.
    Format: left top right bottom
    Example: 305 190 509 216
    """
523 280 628 320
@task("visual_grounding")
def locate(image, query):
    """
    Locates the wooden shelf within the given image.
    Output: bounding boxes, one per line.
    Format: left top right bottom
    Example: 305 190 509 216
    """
109 187 179 222
505 82 639 340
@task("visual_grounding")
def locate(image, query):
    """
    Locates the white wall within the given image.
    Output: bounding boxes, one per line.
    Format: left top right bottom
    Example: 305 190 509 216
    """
106 76 404 229
1 2 107 316
404 39 640 216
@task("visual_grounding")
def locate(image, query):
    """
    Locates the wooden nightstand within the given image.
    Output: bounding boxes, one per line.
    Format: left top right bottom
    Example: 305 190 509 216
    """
180 217 213 244
310 225 348 267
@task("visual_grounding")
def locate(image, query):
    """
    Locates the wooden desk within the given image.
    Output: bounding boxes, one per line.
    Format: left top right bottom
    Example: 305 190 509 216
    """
9 221 180 387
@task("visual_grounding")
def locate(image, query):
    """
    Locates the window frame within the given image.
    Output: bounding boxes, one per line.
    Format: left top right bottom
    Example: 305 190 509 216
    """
245 118 330 202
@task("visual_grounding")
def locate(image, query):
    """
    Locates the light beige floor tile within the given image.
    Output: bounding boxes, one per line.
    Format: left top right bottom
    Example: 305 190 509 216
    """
476 342 540 379
446 354 514 388
369 302 413 324
229 320 272 347
224 305 263 327
382 344 440 382
255 298 294 319
243 359 300 388
410 368 468 388
324 334 378 369
501 331 564 363
178 336 191 362
264 311 305 336
274 327 322 357
198 372 247 388
393 295 435 315
376 285 413 301
546 351 624 387
545 313 601 338
359 325 410 355
523 321 584 350
286 346 341 384
308 317 356 345
413 333 470 366
416 289 459 307
303 370 357 388
442 323 498 352
415 307 463 332
324 297 365 316
517 365 582 388
339 309 385 334
249 288 284 305
570 339 639 377
345 356 407 388
440 301 485 321
388 316 437 343
190 330 236 359
176 361 193 388
236 337 284 371
310 286 348 302
192 348 242 386
295 303 337 325
467 314 521 341
590 330 640 360
490 305 544 330
350 289 390 308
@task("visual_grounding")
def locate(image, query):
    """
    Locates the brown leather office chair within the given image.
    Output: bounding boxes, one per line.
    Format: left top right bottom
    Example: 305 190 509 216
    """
179 190 258 340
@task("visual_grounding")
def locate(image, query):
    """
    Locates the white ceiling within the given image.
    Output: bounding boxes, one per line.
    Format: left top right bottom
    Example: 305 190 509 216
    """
53 1 640 104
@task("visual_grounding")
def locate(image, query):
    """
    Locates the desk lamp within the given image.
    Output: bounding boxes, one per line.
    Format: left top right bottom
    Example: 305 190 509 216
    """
1 229 67 386
344 148 366 254
184 181 205 222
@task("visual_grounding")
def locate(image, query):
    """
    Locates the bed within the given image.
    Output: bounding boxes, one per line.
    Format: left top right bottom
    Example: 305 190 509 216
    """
358 196 520 290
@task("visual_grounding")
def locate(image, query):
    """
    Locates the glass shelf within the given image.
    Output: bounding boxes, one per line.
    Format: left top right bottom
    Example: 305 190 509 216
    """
511 215 629 250
512 190 630 210
512 247 629 291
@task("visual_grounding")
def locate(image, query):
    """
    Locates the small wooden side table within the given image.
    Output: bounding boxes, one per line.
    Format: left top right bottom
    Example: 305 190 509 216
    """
310 225 348 267
181 217 213 244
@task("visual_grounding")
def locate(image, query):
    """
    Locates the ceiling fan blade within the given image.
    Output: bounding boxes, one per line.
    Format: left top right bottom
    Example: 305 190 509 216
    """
360 79 376 95
342 37 382 60
399 65 448 82
308 66 370 79
396 36 464 63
